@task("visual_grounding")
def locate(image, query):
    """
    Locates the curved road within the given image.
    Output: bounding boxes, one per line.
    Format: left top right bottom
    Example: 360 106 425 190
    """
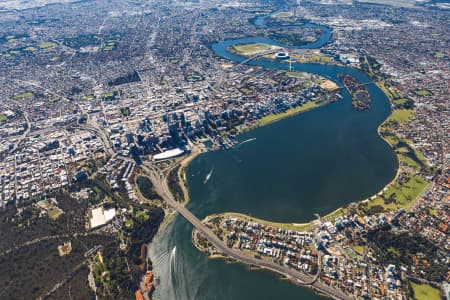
142 163 350 300
9 111 30 154
233 49 280 68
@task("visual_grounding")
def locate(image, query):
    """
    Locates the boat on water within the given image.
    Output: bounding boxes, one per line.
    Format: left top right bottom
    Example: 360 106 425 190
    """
203 169 213 184
236 137 256 147
241 137 256 145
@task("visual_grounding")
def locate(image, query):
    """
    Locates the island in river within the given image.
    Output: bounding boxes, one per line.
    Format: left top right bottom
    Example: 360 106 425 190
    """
146 8 436 300
338 74 371 111
148 80 431 300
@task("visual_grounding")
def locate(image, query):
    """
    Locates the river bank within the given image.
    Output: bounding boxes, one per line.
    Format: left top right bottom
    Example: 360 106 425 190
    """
360 83 430 212
191 212 313 260
145 85 427 299
144 145 205 239
147 8 401 300
176 144 206 205
189 213 354 300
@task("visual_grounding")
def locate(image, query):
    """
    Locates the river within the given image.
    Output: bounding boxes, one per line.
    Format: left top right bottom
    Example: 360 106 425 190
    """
149 10 397 300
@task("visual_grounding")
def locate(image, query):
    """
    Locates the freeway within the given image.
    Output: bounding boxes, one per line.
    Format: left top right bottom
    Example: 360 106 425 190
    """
74 123 115 157
9 111 30 154
141 162 351 300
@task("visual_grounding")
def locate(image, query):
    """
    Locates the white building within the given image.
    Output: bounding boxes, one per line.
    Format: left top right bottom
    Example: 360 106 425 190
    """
89 207 116 228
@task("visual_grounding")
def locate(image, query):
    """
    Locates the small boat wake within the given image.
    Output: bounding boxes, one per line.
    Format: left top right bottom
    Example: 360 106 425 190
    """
169 246 178 293
235 137 256 148
203 168 214 184
169 246 176 271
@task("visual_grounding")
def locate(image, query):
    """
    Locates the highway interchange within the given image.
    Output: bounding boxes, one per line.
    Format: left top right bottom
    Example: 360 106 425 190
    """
12 106 351 299
11 107 351 299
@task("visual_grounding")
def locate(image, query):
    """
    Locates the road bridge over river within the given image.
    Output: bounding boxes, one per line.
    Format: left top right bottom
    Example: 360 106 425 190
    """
232 49 280 69
140 161 351 300
87 123 348 298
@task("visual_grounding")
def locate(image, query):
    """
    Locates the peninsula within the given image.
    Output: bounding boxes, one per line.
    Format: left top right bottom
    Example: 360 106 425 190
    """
338 74 371 111
0 1 447 300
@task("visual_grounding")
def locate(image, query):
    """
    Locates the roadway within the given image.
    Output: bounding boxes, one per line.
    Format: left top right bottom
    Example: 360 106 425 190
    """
141 162 351 300
10 107 349 299
233 49 280 69
9 111 30 154
75 123 115 157
74 125 349 299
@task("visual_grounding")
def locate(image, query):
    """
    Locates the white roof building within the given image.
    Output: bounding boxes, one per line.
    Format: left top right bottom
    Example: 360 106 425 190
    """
89 207 116 228
152 148 184 161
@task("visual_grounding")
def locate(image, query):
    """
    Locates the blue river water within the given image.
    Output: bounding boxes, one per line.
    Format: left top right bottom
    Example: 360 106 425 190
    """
149 11 397 300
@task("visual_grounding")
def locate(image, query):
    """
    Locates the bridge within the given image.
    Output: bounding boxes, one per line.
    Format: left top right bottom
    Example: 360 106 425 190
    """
140 161 351 300
102 142 349 299
232 49 281 69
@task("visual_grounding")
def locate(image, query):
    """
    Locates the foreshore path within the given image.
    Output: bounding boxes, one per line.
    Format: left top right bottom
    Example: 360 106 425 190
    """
141 162 351 300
